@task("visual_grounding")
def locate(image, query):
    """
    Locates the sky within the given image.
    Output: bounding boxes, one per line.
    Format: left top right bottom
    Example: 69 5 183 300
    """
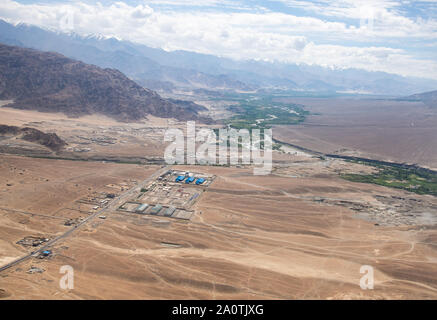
0 0 436 79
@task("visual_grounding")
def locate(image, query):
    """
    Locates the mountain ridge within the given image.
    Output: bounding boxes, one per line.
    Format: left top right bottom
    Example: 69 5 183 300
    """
403 90 437 108
1 19 436 95
0 43 208 122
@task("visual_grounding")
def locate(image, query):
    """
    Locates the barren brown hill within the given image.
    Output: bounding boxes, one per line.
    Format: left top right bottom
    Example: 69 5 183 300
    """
0 124 67 151
0 43 207 122
404 90 437 108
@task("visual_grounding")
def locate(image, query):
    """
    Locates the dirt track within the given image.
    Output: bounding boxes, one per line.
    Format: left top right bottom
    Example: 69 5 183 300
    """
1 159 436 299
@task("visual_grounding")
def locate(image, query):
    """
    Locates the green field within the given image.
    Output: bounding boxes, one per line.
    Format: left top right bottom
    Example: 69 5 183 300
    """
341 160 437 196
221 94 309 130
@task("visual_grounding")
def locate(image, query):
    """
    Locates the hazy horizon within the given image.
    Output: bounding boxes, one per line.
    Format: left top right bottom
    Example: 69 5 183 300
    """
0 0 436 80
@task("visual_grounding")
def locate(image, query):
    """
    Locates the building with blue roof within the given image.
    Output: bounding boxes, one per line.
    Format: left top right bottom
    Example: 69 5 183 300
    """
195 178 205 185
185 177 195 184
175 175 185 182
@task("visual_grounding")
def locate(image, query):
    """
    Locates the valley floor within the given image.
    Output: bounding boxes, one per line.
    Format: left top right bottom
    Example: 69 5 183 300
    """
274 98 437 170
0 104 436 300
0 155 436 299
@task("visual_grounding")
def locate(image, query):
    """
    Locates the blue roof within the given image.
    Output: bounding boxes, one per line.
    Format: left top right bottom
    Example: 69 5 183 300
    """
185 177 195 183
195 178 205 185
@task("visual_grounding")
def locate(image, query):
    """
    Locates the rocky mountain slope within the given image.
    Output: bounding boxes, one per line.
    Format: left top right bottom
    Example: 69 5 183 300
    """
0 124 67 151
0 20 252 93
0 43 207 122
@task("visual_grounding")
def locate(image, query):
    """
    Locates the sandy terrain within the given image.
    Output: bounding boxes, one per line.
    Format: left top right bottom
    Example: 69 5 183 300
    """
0 101 436 300
274 98 437 170
0 106 176 160
0 106 223 162
0 157 436 299
0 155 158 273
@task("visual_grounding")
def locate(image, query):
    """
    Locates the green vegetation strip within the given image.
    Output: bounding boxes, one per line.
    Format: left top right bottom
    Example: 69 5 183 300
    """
221 94 309 130
341 160 437 196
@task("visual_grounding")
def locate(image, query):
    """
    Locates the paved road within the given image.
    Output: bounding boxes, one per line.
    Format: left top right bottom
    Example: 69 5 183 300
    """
0 165 170 273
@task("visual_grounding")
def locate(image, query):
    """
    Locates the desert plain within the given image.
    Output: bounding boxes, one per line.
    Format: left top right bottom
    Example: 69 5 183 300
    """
0 99 437 300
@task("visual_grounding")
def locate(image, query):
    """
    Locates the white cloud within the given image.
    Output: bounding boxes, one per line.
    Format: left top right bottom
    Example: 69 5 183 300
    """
131 5 154 19
279 0 437 38
0 0 436 79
